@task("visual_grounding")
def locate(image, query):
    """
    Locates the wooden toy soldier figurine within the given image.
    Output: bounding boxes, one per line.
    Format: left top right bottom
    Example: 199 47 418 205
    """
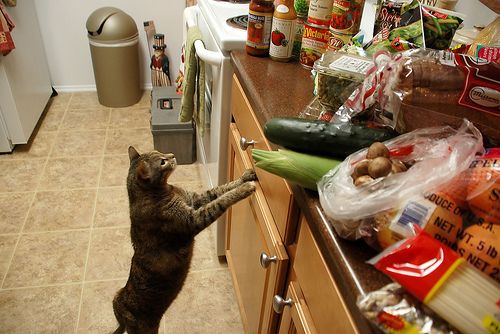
151 34 171 86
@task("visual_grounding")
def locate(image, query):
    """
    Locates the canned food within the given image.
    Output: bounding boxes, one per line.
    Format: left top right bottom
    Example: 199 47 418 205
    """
330 0 365 34
307 0 334 26
300 22 330 69
327 30 353 51
292 16 306 59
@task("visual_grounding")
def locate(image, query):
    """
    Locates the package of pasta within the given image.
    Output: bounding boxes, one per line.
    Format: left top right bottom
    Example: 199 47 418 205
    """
357 283 458 334
369 227 500 334
364 148 499 284
317 119 483 240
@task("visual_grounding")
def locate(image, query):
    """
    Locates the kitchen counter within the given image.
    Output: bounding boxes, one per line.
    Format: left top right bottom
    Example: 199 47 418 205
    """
231 50 391 332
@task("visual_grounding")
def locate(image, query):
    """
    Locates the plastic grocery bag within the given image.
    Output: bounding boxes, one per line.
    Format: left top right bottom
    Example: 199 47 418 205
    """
317 119 483 240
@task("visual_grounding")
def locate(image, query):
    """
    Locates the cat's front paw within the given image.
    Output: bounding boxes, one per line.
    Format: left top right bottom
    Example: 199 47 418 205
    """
240 181 256 196
241 169 257 182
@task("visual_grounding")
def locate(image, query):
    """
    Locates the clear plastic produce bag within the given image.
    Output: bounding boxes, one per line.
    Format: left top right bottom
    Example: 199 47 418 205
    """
317 119 484 240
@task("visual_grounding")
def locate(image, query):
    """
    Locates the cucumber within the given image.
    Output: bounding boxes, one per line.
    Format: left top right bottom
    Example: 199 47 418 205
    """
264 117 398 158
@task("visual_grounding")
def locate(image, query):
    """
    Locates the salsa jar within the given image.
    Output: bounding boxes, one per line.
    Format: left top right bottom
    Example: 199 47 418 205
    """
299 22 330 69
246 0 274 57
330 0 365 35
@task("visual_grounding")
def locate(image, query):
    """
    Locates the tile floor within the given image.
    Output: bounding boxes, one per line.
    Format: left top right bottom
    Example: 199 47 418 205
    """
0 91 244 333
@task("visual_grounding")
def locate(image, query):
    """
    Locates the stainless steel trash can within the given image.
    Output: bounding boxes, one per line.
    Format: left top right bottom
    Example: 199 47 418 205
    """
86 7 141 107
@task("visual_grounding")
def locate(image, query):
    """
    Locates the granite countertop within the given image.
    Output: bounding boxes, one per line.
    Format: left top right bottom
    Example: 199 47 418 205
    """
231 49 391 332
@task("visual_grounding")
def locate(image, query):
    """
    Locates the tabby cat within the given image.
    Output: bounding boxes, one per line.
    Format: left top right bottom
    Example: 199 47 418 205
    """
112 146 257 334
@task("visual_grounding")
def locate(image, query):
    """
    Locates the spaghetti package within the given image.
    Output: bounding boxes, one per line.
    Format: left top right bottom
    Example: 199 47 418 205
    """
318 119 484 240
357 283 458 334
369 227 500 334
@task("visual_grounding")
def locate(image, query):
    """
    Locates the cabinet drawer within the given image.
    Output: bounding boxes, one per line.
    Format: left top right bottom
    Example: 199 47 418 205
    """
231 75 298 244
294 218 359 334
227 123 289 333
278 281 317 334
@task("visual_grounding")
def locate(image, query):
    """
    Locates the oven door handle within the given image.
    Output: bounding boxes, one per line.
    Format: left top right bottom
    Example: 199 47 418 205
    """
184 6 223 67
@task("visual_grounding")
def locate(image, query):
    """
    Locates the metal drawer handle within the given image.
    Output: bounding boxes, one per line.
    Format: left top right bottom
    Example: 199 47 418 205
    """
273 294 293 314
240 137 256 151
260 252 277 269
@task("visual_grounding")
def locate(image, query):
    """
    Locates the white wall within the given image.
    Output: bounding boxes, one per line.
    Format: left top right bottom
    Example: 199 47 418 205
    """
34 1 185 91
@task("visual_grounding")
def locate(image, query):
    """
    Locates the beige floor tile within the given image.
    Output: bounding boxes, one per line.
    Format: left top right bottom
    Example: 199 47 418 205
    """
135 90 152 107
85 227 133 281
100 155 130 187
61 109 110 130
171 181 206 193
94 187 130 228
38 105 66 132
0 235 18 283
47 92 72 109
77 279 125 334
68 91 108 110
0 159 45 192
191 225 226 272
109 107 151 129
0 192 34 233
24 189 97 232
38 156 102 190
51 129 106 157
169 163 205 183
0 284 81 333
0 131 56 160
163 269 244 334
105 128 154 155
3 230 89 288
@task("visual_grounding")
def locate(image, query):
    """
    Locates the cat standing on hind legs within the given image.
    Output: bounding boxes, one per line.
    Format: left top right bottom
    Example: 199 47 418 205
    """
112 146 256 334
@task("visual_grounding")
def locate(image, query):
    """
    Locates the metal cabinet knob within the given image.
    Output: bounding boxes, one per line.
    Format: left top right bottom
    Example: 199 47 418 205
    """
260 252 277 269
273 294 293 314
239 137 256 151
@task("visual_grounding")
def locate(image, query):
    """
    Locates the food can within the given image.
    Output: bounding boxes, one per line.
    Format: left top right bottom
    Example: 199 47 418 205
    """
330 0 365 34
327 30 353 51
300 22 330 69
307 0 334 26
292 16 306 59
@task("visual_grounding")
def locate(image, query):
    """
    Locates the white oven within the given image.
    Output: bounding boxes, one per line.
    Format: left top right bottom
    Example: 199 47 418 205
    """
183 0 248 256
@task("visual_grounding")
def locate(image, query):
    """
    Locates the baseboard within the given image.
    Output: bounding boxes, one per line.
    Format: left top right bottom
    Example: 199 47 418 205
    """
53 84 153 93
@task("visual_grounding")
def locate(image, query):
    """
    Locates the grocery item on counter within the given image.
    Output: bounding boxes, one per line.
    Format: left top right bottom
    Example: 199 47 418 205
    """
369 227 500 334
329 0 365 35
307 0 334 26
263 117 397 159
364 0 424 55
318 120 483 240
299 22 330 68
331 49 500 146
313 51 372 110
421 5 464 50
327 30 354 51
251 148 341 190
357 283 459 334
246 0 274 57
292 16 306 59
294 0 310 17
467 16 500 63
269 0 297 62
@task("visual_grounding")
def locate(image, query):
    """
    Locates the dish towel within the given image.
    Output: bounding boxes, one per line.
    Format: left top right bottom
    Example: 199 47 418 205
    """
179 26 205 135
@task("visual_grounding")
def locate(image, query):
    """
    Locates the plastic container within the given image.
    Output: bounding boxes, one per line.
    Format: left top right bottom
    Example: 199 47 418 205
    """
151 87 196 165
86 7 141 107
313 51 373 111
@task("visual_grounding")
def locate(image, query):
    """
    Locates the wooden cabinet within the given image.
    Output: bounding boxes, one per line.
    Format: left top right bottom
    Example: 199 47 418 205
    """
227 74 360 334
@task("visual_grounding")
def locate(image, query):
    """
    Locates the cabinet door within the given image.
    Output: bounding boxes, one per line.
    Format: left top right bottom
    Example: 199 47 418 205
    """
278 281 317 334
226 123 288 334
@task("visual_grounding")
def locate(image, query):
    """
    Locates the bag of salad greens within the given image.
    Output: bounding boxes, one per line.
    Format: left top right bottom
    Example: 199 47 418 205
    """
422 5 464 50
365 0 424 55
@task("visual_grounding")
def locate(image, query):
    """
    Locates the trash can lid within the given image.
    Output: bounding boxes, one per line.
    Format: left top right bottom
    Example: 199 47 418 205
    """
86 7 138 42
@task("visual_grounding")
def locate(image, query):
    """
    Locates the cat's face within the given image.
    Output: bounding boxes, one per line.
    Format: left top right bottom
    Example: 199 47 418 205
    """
128 146 177 187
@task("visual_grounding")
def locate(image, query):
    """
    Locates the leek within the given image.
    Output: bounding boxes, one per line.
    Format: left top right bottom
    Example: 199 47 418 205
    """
252 149 341 191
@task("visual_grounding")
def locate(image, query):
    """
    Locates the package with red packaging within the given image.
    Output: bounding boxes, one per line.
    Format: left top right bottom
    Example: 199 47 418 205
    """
369 226 500 334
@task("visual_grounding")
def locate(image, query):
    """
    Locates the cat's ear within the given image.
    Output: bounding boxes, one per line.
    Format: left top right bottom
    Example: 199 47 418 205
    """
136 161 151 182
128 146 140 163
